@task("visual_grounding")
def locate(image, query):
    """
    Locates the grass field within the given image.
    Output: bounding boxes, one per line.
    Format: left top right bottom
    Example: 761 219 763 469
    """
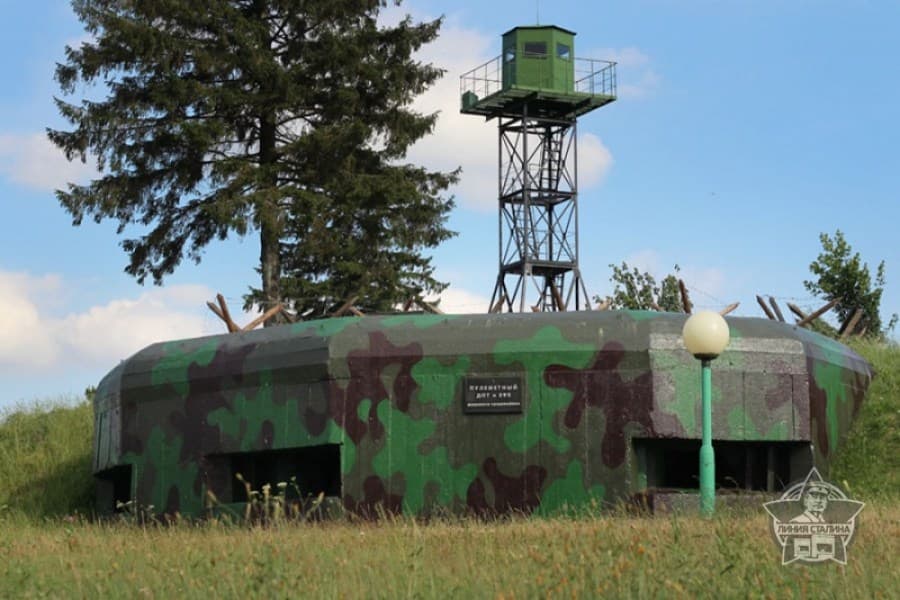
1 504 898 598
0 504 900 598
1 340 897 598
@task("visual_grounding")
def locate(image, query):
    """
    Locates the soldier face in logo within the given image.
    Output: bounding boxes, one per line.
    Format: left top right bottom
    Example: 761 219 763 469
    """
764 468 866 565
802 483 829 514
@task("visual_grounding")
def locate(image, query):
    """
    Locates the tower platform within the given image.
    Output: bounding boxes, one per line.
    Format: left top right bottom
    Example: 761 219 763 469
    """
460 55 617 119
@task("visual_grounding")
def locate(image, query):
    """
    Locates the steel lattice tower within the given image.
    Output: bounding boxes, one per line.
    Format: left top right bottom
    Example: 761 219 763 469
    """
460 26 616 312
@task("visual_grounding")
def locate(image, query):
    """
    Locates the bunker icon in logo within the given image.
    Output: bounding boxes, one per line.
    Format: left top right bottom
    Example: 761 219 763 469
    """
763 468 864 565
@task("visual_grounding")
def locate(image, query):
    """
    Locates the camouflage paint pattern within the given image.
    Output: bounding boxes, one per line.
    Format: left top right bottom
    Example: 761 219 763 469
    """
92 311 872 518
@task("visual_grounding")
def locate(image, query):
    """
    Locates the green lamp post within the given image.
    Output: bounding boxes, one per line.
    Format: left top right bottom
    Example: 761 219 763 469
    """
682 311 731 517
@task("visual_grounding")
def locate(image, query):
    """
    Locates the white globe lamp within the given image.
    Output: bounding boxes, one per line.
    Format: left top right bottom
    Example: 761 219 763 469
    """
681 310 730 516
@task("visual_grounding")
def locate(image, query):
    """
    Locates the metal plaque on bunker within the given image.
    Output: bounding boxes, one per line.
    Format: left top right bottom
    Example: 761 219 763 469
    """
463 376 523 414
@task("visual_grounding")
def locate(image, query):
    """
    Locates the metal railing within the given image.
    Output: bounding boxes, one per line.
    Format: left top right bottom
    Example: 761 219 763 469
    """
460 55 504 101
460 52 617 106
574 58 617 96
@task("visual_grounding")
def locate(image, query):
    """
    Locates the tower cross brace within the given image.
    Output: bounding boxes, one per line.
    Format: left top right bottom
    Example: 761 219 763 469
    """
490 107 589 312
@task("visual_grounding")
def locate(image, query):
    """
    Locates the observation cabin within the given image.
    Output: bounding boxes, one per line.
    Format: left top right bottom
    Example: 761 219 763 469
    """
461 25 616 119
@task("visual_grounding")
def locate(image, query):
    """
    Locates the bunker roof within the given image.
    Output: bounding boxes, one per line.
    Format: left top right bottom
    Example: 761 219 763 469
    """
99 311 872 408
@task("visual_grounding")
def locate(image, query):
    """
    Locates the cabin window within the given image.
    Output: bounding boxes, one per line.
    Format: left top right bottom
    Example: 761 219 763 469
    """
523 41 547 58
504 47 515 63
557 43 570 60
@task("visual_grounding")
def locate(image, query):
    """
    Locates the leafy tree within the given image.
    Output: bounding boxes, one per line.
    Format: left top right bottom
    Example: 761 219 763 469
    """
657 270 683 313
595 262 683 312
804 230 897 337
49 0 457 322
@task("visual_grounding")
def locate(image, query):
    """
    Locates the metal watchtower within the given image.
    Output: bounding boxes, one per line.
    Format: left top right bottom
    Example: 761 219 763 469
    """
460 26 616 312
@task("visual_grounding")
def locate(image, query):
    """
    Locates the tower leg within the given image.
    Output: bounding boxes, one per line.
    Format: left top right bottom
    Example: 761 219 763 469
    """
493 113 588 312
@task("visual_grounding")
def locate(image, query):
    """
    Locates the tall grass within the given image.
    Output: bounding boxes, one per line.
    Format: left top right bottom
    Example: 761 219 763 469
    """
0 505 897 598
0 398 93 518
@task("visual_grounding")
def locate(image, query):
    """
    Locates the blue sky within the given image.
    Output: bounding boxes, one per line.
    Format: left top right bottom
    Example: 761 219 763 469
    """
1 0 897 409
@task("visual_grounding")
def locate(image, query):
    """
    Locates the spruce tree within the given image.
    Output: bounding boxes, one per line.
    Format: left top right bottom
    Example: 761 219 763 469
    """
50 0 457 321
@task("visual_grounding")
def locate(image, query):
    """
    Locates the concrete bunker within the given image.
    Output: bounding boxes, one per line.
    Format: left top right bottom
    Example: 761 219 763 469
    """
91 311 872 517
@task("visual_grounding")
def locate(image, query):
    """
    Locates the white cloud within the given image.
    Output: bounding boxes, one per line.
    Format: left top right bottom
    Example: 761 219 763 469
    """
594 47 651 68
428 286 492 315
56 285 215 365
0 272 62 368
0 270 218 373
622 249 663 275
0 133 98 192
619 70 662 100
405 21 497 211
588 46 661 100
579 133 614 189
679 265 728 308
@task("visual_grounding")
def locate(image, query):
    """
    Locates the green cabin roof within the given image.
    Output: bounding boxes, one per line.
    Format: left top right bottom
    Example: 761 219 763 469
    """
501 25 577 36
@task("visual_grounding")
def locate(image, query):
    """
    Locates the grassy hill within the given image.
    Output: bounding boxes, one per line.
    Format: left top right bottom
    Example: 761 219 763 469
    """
1 341 897 519
830 338 900 498
0 398 93 518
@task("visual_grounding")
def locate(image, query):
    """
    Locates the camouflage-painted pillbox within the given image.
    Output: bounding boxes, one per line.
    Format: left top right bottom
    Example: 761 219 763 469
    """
93 311 871 518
